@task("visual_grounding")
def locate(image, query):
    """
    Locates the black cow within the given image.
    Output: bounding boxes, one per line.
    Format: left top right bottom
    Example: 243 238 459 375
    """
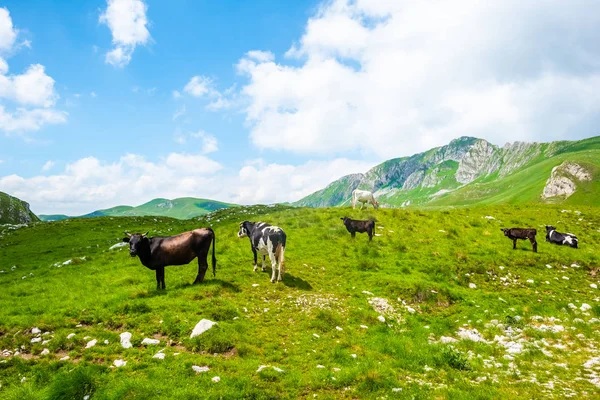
122 228 216 290
341 217 375 241
500 228 537 252
545 226 578 248
237 221 286 283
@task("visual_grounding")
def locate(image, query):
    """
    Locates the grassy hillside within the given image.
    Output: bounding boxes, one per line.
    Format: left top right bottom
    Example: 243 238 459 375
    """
1 205 600 398
0 192 40 225
39 197 237 221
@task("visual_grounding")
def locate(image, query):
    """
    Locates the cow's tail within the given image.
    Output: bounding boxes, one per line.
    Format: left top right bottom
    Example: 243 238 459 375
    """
276 242 285 276
209 227 217 277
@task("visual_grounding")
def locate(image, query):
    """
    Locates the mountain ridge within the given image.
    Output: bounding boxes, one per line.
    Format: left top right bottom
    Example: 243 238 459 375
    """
0 191 40 225
296 135 600 208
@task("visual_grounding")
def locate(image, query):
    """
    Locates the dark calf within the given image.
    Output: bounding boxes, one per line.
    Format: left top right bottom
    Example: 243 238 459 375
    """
123 228 216 289
501 228 537 252
341 217 375 241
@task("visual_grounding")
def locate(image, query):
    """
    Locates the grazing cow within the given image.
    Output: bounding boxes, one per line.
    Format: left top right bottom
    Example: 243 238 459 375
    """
500 228 537 252
352 189 379 210
545 226 578 248
238 221 286 283
341 217 376 241
122 228 216 290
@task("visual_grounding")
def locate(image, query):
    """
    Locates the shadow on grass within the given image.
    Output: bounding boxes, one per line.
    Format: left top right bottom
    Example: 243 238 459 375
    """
173 279 241 293
282 273 313 290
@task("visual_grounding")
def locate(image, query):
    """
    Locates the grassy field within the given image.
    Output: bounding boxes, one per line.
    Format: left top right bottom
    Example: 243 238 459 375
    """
1 204 600 399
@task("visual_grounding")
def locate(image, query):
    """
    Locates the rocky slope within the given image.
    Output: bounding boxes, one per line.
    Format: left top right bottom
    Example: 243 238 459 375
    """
0 192 40 225
296 136 600 208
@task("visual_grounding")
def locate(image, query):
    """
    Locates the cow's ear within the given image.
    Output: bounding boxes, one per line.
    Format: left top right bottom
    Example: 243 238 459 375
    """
122 237 130 243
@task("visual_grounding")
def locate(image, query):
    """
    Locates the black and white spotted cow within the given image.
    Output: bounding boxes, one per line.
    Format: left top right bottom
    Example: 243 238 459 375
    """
545 226 578 248
238 221 287 283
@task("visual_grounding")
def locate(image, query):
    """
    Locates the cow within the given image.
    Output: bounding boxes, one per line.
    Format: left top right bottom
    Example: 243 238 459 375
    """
237 221 286 283
500 228 537 252
352 189 379 210
341 217 376 241
545 226 578 248
122 228 216 290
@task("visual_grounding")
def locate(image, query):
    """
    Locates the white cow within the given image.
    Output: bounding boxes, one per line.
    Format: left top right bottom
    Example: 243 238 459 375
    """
352 189 379 210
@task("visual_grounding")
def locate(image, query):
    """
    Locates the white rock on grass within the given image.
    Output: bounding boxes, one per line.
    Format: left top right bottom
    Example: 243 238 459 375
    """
191 320 217 338
257 365 268 372
469 283 477 289
360 325 368 329
377 315 386 323
584 357 600 369
527 279 534 284
31 327 41 335
85 339 97 349
406 306 416 314
546 264 553 269
313 333 320 338
113 359 126 368
120 332 132 349
212 376 220 383
272 366 284 373
59 356 70 361
581 303 592 312
67 333 75 339
335 326 343 331
31 337 42 343
568 303 577 310
440 336 458 344
317 365 325 369
141 338 160 345
192 365 210 373
591 284 598 289
40 348 50 355
351 354 357 358
109 242 128 250
457 328 487 343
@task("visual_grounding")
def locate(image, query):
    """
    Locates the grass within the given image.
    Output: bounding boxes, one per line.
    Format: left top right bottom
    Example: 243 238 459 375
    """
1 204 600 398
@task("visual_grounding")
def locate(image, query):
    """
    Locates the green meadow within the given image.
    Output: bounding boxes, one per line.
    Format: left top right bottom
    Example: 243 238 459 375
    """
1 204 600 399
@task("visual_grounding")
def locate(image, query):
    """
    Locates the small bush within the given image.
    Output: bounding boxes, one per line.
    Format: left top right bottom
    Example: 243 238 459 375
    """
435 346 471 371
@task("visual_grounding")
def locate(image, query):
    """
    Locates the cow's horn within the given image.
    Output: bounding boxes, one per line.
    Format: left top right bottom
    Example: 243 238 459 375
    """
142 231 149 237
125 232 132 237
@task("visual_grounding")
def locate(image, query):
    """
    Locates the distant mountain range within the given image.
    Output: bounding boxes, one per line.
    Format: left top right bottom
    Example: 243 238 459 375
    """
39 197 237 221
0 191 40 225
296 136 600 208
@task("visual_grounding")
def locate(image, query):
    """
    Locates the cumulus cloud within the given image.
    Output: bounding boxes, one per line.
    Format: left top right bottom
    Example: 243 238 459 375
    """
236 0 600 158
173 129 218 154
0 9 66 134
41 160 54 172
179 76 234 111
99 0 150 68
1 154 372 214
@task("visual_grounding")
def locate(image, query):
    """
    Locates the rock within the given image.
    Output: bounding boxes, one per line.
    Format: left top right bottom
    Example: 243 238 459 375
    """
377 315 386 323
192 365 210 373
113 359 126 368
335 326 343 331
469 283 477 289
252 284 259 287
31 327 41 335
190 319 216 338
272 366 284 373
541 162 592 199
153 352 165 360
440 336 457 344
568 303 577 310
141 338 160 345
362 290 374 295
406 306 416 314
317 365 325 369
527 279 534 284
59 356 70 361
109 242 128 250
313 333 320 338
31 337 42 343
85 339 97 349
581 303 592 312
457 328 487 343
351 354 357 358
591 284 598 289
212 376 220 383
360 325 368 329
256 365 268 372
120 332 132 349
40 348 49 355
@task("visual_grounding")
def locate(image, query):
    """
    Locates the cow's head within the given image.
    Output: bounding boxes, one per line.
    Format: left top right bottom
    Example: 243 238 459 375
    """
122 232 149 257
545 225 556 232
340 217 349 224
238 221 250 238
373 200 379 210
500 228 509 236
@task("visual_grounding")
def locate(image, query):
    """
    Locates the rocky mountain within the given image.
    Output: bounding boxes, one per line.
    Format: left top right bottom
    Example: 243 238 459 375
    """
296 136 600 208
0 192 40 225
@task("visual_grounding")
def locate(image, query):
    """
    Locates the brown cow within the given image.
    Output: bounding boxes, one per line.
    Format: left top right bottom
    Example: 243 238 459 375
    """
122 228 216 289
501 228 537 252
341 217 376 241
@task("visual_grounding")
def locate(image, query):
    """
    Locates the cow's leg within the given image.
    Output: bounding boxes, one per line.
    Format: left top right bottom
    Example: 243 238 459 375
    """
194 255 208 284
250 247 258 271
368 229 373 241
351 231 356 238
262 255 267 272
513 239 517 250
155 267 165 290
268 251 277 283
530 238 538 253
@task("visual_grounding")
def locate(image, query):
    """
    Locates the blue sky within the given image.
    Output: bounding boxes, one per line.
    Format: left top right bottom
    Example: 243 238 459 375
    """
1 0 599 215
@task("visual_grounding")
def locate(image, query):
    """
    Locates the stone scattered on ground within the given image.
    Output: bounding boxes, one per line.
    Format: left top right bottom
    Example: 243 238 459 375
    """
191 319 217 338
120 332 132 349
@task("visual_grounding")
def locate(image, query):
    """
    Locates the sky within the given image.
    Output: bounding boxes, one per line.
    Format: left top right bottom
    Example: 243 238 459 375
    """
0 0 599 215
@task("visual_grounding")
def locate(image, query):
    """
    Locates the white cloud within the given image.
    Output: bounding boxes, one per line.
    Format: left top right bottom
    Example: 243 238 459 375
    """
90 91 97 98
246 50 275 63
42 160 54 172
99 0 150 68
237 0 600 158
0 9 66 135
0 8 18 52
184 75 213 97
172 90 181 99
174 129 218 154
1 153 372 214
172 104 186 120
